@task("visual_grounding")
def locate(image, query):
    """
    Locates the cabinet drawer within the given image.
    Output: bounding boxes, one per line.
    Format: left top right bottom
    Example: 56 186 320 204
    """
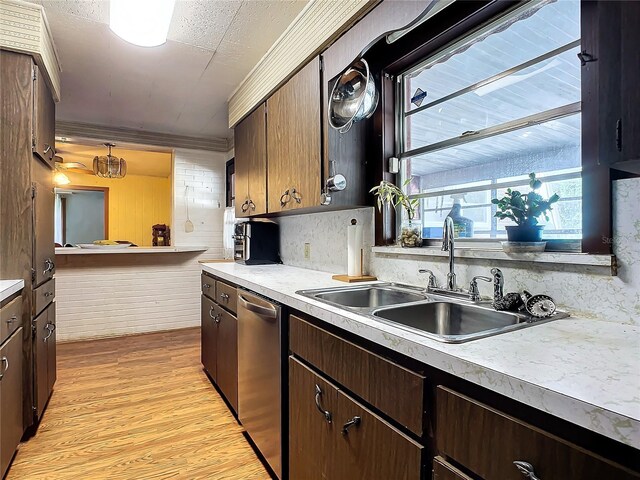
201 274 215 300
432 457 473 480
436 386 639 480
216 280 237 314
34 278 55 317
290 315 426 436
0 296 22 344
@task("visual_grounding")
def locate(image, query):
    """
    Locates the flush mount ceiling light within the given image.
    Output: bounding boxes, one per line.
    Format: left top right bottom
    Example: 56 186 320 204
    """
110 0 176 47
93 143 127 179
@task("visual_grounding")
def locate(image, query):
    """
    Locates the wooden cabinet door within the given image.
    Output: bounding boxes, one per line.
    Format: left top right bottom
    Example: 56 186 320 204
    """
32 65 55 168
235 103 267 217
33 304 52 419
267 57 321 213
289 357 339 480
32 158 55 287
201 295 218 380
0 327 24 478
46 303 56 394
333 389 424 480
216 308 238 413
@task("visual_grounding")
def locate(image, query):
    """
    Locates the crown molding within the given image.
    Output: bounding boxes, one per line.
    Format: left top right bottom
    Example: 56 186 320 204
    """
56 121 230 152
228 0 378 127
0 0 62 101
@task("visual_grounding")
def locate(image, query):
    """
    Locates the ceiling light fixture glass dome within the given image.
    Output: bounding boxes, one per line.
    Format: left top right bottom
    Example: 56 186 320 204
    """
93 143 127 179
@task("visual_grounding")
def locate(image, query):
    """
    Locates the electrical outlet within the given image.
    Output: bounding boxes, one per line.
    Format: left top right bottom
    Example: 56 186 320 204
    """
304 243 311 259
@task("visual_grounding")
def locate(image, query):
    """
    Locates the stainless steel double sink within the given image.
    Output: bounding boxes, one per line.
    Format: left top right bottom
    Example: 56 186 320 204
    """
297 283 566 343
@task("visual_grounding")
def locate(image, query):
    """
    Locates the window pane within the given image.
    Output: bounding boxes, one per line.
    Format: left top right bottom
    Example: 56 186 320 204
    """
404 0 581 112
405 47 581 150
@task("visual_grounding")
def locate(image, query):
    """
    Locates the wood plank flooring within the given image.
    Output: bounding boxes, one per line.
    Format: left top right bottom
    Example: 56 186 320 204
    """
7 328 271 480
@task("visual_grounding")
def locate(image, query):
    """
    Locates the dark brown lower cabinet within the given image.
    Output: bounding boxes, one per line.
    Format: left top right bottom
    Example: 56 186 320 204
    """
200 294 237 413
215 307 238 413
436 386 639 480
0 327 24 478
289 357 423 480
201 295 218 379
432 457 472 480
33 302 56 419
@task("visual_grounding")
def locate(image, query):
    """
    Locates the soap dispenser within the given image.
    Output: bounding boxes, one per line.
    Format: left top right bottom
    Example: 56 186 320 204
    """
447 194 474 238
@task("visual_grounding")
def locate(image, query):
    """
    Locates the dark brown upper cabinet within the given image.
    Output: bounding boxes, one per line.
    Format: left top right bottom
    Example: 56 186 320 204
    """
32 65 55 169
267 56 321 213
235 103 267 217
32 157 55 287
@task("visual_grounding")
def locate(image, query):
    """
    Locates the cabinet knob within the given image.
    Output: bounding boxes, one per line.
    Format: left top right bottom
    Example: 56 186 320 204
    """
220 293 230 301
341 415 361 435
314 384 332 423
514 461 540 480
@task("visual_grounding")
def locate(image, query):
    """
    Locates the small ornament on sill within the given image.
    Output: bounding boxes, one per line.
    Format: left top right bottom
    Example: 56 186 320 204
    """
152 224 171 246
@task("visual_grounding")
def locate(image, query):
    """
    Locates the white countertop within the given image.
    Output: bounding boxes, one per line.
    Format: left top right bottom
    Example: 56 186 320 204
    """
0 279 24 303
56 246 207 255
202 262 640 449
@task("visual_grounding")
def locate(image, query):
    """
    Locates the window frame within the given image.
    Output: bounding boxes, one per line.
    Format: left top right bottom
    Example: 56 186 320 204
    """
374 0 612 254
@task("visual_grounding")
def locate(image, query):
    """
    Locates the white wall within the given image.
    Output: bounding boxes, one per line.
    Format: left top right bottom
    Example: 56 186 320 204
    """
55 148 230 342
276 179 640 327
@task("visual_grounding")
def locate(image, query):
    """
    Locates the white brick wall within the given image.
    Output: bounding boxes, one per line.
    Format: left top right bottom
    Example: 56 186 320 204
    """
55 148 230 342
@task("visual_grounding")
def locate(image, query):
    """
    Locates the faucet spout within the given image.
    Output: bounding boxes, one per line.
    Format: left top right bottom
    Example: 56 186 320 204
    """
442 216 456 290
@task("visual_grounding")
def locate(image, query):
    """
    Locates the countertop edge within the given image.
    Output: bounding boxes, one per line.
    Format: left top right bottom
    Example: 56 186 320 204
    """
201 263 639 450
55 246 208 255
0 279 25 303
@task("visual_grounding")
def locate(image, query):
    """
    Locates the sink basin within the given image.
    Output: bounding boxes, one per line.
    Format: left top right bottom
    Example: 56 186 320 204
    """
373 302 529 343
298 283 428 310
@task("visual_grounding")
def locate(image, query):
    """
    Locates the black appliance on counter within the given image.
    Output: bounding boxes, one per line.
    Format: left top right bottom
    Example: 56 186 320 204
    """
233 221 281 265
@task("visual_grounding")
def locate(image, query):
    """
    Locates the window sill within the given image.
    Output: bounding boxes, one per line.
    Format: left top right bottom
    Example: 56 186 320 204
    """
371 246 617 275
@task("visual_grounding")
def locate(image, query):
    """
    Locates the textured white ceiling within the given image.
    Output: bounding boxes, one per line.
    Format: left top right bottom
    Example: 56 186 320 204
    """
38 0 307 141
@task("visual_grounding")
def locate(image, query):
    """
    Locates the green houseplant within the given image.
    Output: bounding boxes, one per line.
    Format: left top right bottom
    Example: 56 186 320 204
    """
492 173 560 242
370 180 422 247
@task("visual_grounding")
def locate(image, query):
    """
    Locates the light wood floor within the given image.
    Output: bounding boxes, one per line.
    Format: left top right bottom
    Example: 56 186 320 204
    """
8 328 271 480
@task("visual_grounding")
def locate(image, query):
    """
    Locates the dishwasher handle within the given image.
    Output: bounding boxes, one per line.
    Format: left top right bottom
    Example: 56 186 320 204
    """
238 294 278 319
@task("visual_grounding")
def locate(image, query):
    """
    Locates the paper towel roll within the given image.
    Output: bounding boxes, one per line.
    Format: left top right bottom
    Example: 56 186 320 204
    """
347 220 363 277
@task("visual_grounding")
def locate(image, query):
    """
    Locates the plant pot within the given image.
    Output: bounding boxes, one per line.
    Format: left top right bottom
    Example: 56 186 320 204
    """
505 225 544 242
399 220 422 247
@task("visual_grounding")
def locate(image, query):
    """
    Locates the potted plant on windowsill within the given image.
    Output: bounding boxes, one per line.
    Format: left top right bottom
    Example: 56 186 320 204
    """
370 180 422 247
492 173 560 248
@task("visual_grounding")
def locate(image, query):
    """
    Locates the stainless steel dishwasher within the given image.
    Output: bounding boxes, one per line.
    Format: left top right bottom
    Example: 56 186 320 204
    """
237 288 285 479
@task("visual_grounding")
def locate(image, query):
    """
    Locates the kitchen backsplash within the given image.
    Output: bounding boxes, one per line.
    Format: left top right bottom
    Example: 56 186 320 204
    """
277 179 639 326
275 207 375 274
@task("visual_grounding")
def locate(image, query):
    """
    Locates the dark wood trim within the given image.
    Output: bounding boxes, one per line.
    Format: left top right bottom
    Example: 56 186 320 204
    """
63 185 109 238
225 158 235 208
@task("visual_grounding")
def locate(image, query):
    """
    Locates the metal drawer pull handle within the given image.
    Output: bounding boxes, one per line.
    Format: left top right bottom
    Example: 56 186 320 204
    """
514 461 540 480
291 187 302 204
44 144 52 154
44 291 53 298
238 294 277 319
220 293 230 301
6 315 17 324
248 200 256 211
209 306 216 319
314 384 332 423
280 189 291 207
1 356 9 377
214 314 221 324
203 283 211 289
43 258 55 275
43 324 54 341
241 200 250 212
341 415 361 435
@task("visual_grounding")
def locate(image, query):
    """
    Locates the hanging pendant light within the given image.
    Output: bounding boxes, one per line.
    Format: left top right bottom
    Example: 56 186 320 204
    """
93 143 127 179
